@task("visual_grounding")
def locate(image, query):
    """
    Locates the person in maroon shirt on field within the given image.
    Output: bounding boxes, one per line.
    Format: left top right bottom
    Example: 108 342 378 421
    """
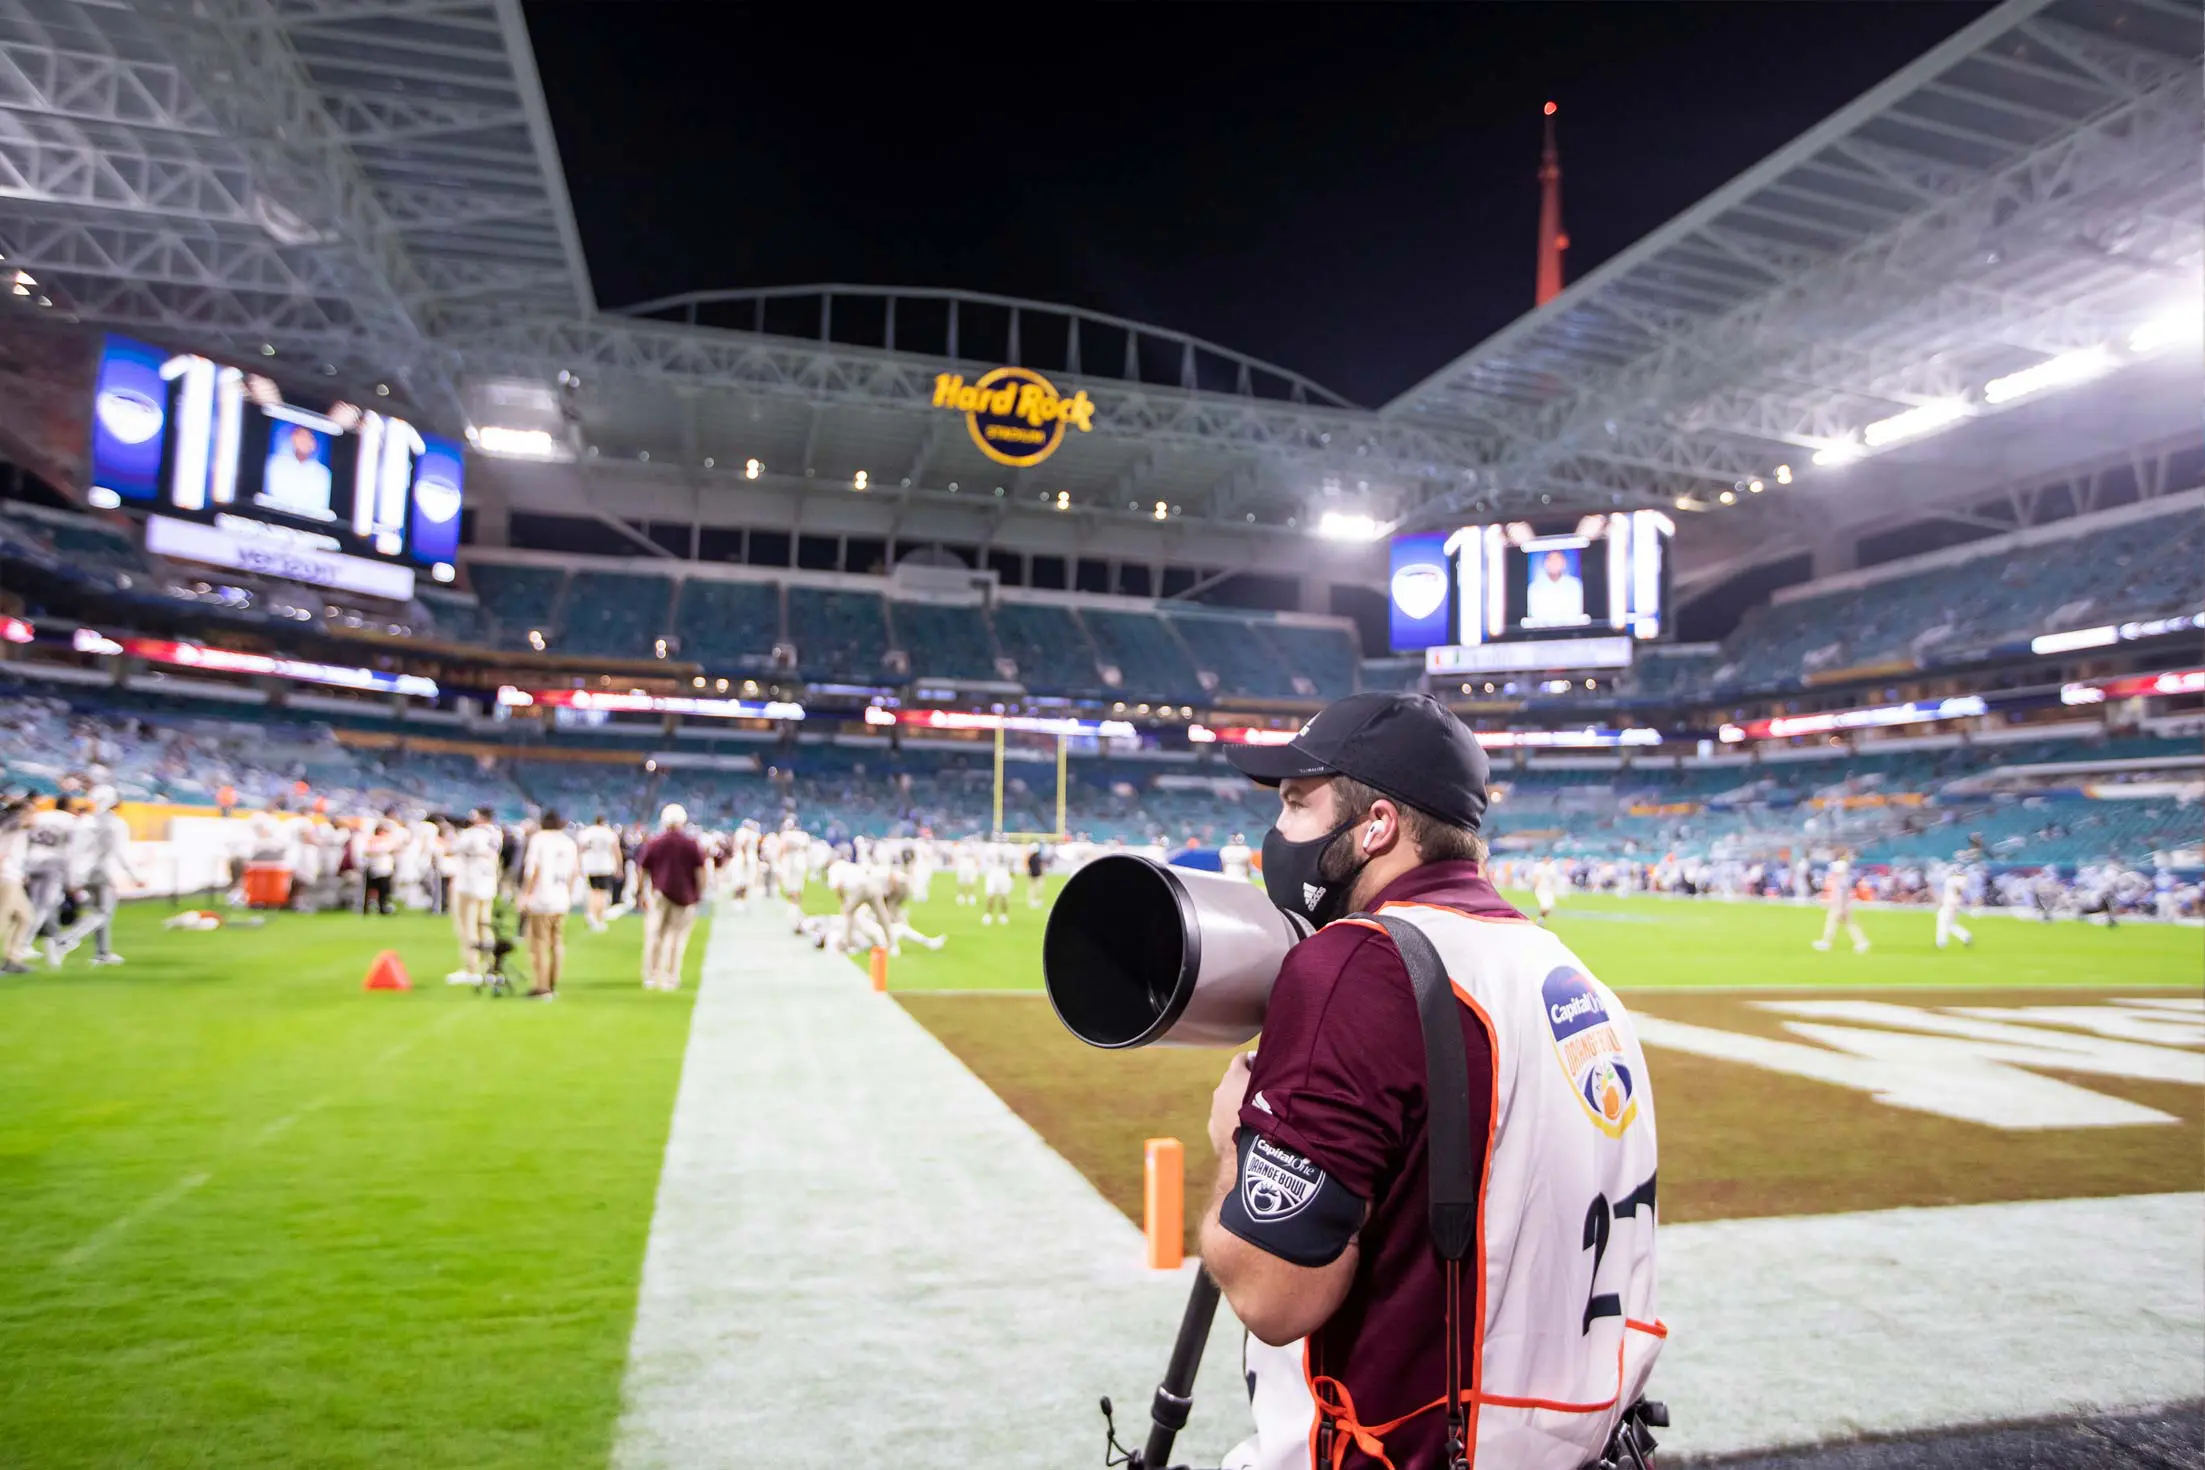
635 803 706 991
1195 692 1656 1470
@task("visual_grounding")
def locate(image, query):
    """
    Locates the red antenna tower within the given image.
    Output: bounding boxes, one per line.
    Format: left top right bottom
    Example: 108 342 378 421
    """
1535 101 1568 306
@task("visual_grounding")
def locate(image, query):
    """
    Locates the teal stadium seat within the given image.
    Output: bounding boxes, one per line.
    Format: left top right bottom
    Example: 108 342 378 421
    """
560 571 674 659
672 579 783 671
989 602 1101 693
468 564 568 650
1081 608 1204 703
890 601 1002 682
786 587 890 682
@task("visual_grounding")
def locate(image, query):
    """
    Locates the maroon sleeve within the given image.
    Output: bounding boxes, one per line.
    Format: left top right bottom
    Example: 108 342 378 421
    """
1238 921 1423 1203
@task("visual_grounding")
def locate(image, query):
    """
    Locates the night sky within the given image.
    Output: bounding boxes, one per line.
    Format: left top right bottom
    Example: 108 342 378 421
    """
525 3 1992 408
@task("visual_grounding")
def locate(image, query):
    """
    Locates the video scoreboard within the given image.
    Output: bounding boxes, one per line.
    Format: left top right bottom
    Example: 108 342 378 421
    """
1390 510 1673 673
89 334 464 601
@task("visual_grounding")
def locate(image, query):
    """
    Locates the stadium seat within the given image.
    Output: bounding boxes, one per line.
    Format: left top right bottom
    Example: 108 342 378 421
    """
889 600 1002 682
671 579 783 671
786 587 891 683
468 563 569 650
559 570 675 659
990 601 1103 693
1081 608 1204 703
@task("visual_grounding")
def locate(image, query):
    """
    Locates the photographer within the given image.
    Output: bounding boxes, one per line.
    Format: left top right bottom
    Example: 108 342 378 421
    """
1202 693 1662 1470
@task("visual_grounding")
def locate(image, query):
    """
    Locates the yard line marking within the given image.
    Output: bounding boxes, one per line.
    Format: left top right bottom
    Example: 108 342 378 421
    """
254 1007 467 1144
57 1170 212 1270
64 1007 472 1264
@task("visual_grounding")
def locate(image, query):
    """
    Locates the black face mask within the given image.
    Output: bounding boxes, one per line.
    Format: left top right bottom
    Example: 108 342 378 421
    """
1261 815 1370 928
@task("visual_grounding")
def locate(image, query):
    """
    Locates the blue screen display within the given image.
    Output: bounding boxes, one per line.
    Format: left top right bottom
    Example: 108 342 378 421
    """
408 434 465 565
1388 531 1452 652
89 334 169 503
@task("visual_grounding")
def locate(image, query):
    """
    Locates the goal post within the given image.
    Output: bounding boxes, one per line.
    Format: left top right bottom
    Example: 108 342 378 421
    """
992 725 1070 842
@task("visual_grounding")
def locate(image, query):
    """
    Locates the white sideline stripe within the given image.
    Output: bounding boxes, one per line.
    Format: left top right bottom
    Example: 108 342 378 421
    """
613 910 2205 1463
1652 1191 2205 1458
610 906 1254 1470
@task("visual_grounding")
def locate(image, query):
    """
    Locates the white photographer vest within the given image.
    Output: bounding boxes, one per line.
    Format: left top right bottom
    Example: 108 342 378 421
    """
1228 901 1663 1470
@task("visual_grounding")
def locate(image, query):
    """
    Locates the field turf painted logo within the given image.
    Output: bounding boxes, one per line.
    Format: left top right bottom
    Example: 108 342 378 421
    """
933 367 1096 468
1544 966 1639 1137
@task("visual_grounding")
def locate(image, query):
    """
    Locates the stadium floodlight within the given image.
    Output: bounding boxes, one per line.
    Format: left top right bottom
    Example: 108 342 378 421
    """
853 470 869 491
12 270 34 287
1982 347 2115 405
1773 464 1792 485
1317 510 1385 541
1811 441 1861 466
1153 501 1168 520
1718 490 1736 505
471 425 566 460
1747 479 1764 493
1862 400 1967 448
745 458 763 480
2130 306 2204 356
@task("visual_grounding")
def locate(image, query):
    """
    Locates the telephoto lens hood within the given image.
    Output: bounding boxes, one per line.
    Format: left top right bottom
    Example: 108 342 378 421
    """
1043 853 1310 1048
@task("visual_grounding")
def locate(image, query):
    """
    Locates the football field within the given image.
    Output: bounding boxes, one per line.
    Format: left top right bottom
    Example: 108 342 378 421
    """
2 884 2198 1467
0 903 706 1470
828 878 2205 1248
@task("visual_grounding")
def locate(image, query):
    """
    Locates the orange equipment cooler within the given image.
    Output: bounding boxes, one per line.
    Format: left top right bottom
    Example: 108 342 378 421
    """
242 862 293 908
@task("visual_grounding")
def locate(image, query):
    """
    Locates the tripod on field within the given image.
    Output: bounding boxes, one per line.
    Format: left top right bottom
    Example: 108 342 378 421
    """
470 898 530 998
1100 1270 1220 1470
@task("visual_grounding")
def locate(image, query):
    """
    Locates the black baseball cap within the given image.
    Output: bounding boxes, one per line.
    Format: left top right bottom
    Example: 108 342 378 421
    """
1225 691 1491 832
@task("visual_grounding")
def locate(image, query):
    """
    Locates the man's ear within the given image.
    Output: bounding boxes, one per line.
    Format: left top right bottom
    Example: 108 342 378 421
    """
1365 799 1400 855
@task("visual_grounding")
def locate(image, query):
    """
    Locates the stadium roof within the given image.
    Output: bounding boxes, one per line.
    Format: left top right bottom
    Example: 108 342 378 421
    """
0 0 2197 562
1385 0 2205 539
0 0 594 419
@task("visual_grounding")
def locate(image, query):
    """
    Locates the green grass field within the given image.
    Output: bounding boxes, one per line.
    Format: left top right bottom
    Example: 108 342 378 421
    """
6 881 2198 1465
0 902 704 1470
816 874 2205 994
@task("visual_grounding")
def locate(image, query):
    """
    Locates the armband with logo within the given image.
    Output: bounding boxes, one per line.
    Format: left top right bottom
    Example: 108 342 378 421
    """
1218 1128 1365 1268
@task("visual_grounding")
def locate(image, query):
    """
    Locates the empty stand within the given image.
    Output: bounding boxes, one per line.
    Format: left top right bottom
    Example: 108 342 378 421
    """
671 579 783 671
560 570 674 658
1081 608 1204 702
889 600 1002 682
991 601 1102 693
468 563 567 650
786 587 890 682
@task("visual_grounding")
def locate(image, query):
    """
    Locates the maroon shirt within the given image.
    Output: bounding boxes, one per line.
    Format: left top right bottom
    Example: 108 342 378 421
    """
1237 860 1522 1469
636 828 706 907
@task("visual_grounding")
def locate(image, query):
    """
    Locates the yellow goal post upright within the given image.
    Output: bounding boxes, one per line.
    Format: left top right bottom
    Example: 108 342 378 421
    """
991 723 1072 843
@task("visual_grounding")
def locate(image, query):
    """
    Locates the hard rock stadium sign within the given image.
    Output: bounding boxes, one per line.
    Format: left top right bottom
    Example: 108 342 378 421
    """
932 367 1096 468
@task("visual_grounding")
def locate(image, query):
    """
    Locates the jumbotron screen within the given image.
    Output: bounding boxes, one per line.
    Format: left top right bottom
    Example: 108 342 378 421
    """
1389 510 1672 655
88 334 464 601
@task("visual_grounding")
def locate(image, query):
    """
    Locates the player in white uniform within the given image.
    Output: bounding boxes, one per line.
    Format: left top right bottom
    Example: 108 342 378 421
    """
953 841 980 906
1531 856 1561 924
446 808 503 984
56 786 140 965
1812 853 1870 952
778 826 813 931
980 842 1013 926
518 812 581 999
1218 834 1254 883
1934 866 1974 949
729 820 761 908
23 796 79 966
0 797 32 973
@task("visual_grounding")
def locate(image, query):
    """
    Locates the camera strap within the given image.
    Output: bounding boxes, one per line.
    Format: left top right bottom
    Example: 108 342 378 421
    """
1360 912 1478 1470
